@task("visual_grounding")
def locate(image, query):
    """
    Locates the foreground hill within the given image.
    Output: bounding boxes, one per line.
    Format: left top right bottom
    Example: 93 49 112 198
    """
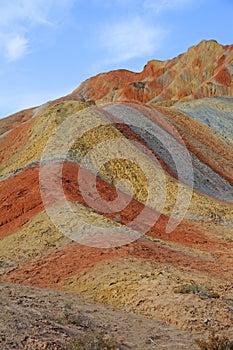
0 40 233 348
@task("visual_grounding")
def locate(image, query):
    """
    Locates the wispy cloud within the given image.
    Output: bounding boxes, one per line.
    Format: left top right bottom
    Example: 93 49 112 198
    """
5 35 29 62
100 17 166 64
98 0 195 65
0 0 74 62
143 0 194 13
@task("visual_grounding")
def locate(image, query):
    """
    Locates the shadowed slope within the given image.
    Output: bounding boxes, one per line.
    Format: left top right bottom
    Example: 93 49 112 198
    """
173 97 233 147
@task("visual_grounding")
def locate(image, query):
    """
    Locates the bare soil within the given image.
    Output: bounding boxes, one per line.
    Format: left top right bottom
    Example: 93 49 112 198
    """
0 282 201 350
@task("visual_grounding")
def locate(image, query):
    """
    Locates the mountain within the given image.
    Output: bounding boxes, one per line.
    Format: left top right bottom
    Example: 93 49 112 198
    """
0 40 233 348
74 39 233 103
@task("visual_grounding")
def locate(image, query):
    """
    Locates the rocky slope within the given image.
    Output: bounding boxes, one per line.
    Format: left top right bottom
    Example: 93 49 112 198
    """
0 40 233 348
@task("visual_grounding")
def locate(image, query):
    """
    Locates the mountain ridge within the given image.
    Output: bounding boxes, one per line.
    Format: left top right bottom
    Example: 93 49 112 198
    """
1 39 233 131
0 39 233 347
74 39 233 104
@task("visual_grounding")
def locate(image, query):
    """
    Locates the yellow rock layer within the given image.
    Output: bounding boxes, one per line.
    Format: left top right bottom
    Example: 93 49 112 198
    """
61 257 233 333
0 101 88 176
0 211 68 267
0 202 132 268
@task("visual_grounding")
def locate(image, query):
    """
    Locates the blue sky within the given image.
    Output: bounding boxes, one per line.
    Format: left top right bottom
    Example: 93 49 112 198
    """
0 0 232 118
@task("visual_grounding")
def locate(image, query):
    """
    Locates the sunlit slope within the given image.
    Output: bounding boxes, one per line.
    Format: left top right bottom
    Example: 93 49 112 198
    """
74 40 233 104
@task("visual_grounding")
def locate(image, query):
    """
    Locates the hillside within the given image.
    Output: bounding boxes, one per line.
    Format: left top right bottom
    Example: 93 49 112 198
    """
0 40 233 349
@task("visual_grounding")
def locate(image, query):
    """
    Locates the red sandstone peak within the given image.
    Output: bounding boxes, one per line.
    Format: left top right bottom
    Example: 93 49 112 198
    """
73 39 233 104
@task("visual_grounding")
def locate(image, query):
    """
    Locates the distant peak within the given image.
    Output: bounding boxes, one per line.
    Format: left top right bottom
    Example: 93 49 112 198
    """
73 39 233 105
198 39 220 45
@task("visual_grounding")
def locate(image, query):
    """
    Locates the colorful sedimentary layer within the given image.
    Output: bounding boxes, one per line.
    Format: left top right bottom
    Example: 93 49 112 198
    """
74 40 233 104
0 40 233 336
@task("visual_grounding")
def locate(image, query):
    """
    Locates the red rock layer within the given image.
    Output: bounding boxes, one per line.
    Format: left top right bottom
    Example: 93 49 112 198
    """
3 233 233 288
0 161 230 254
0 107 35 136
1 158 233 288
0 118 35 163
0 166 43 238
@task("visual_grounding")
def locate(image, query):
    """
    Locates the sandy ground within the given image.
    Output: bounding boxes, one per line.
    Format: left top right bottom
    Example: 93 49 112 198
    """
0 283 200 350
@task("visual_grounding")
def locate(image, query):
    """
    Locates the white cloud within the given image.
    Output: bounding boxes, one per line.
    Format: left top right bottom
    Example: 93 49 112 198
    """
101 17 166 64
6 35 29 62
143 0 194 13
0 0 74 62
